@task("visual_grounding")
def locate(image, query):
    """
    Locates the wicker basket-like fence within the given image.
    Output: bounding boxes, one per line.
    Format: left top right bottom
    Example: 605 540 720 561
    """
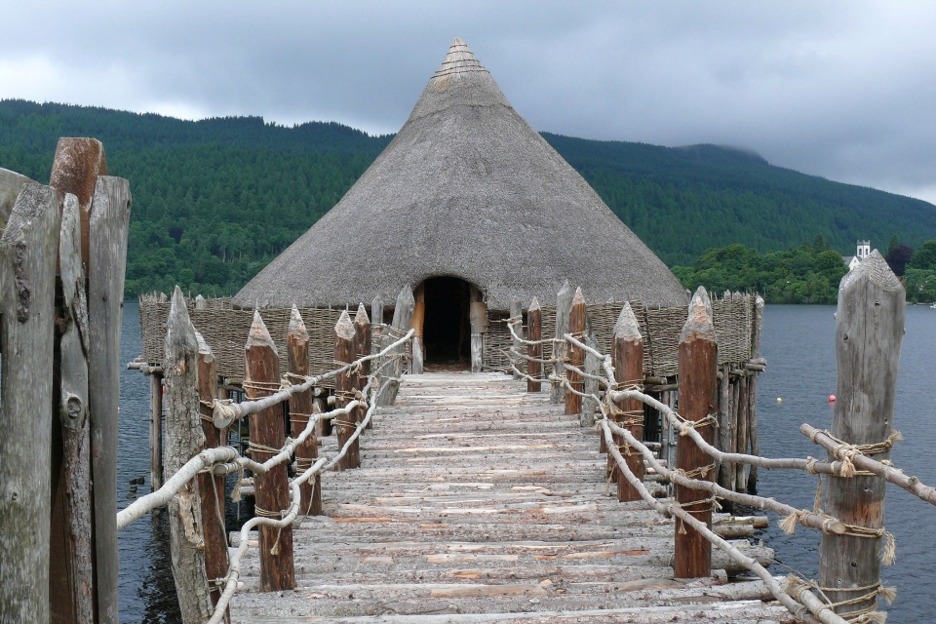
139 292 759 385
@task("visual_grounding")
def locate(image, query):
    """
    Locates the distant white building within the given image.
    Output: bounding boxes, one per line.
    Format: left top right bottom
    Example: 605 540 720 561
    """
843 240 872 271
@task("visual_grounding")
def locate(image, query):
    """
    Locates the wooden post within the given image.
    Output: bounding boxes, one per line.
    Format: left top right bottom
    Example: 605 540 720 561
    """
377 286 414 406
469 286 486 373
288 306 321 515
150 373 164 490
354 304 372 429
371 295 384 353
674 287 717 579
510 299 523 379
244 310 295 592
50 194 94 624
612 302 645 502
582 334 600 428
716 364 736 495
196 331 230 615
819 252 903 617
746 295 764 494
163 288 213 622
564 287 585 416
86 176 131 622
0 183 60 623
334 310 360 469
550 280 573 403
526 298 542 392
411 285 425 374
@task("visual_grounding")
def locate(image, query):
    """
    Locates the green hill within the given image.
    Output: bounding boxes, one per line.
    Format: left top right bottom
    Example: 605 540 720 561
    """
2 99 933 296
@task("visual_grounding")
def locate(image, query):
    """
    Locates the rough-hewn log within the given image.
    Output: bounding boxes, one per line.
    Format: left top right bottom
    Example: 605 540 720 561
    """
354 304 372 429
377 286 414 406
675 287 717 579
819 252 904 617
50 194 94 624
550 280 573 403
411 285 425 374
716 364 735 496
526 297 542 392
510 299 523 379
0 183 60 623
564 287 586 416
747 295 764 494
582 334 600 427
163 288 213 622
334 310 360 469
288 306 320 515
244 311 295 592
150 373 164 490
196 331 229 616
613 302 645 502
48 137 107 268
370 295 384 353
0 167 32 229
469 286 486 373
86 176 130 622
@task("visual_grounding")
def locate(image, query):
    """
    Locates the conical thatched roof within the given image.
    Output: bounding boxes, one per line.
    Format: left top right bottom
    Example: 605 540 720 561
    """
234 38 687 310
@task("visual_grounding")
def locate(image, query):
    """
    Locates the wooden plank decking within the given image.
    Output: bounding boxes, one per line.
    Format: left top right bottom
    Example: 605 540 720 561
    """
230 372 795 623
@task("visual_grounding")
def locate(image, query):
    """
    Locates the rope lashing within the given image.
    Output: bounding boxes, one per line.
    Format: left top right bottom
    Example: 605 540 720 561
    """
253 505 288 555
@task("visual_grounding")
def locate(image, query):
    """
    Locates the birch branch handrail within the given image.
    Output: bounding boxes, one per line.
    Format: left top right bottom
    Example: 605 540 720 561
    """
211 328 414 428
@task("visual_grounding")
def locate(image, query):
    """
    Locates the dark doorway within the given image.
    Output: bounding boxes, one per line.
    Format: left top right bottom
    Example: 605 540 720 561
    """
422 276 471 367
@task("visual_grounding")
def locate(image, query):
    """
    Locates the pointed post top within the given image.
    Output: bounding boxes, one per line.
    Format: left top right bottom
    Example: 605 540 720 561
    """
529 296 540 311
680 286 716 344
247 309 276 350
354 303 370 326
572 286 585 306
395 285 415 308
557 279 572 296
614 301 642 342
840 249 903 295
166 286 198 353
335 309 356 341
288 305 308 341
194 329 213 357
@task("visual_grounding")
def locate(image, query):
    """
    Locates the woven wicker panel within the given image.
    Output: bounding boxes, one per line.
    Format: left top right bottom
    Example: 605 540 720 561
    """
712 294 753 366
483 311 514 372
642 304 686 377
138 297 344 387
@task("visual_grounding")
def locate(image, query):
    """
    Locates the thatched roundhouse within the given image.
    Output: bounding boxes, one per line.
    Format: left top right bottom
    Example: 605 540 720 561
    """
234 38 686 363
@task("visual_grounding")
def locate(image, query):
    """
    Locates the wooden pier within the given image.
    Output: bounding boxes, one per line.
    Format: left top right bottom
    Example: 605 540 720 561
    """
229 372 791 623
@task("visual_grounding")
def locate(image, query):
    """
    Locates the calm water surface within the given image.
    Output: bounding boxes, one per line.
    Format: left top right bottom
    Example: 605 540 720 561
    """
115 302 935 622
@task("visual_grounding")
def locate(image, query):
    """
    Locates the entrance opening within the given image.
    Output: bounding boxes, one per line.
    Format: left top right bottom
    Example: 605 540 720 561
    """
421 276 472 368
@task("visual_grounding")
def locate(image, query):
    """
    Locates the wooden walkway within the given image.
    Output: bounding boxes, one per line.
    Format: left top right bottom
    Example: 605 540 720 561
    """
230 372 795 623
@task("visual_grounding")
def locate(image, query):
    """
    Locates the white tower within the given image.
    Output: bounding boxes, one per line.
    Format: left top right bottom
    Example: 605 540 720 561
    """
857 240 871 260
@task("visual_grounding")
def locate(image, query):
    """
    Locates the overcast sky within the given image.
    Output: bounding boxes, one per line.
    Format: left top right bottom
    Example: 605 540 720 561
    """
4 1 936 206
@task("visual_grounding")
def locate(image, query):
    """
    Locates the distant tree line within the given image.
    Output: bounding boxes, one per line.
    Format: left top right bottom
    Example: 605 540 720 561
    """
3 99 936 301
672 236 936 304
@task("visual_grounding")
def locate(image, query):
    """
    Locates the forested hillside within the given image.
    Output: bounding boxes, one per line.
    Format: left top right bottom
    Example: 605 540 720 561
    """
2 99 934 296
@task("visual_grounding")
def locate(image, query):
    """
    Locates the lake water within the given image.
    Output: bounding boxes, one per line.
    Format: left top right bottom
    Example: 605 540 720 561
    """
115 301 935 622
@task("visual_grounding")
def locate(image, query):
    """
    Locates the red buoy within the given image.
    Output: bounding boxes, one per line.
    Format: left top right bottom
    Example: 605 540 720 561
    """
828 394 836 403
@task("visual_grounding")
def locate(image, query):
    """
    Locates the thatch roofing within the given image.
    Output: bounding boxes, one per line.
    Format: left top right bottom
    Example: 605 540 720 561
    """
234 38 687 311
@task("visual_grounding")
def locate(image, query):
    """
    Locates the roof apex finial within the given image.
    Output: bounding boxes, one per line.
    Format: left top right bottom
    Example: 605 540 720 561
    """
433 36 486 80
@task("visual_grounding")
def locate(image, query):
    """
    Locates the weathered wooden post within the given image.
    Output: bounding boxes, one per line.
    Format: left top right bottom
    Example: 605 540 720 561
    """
163 288 213 622
526 297 542 392
377 286 415 406
87 175 131 622
746 295 764 494
550 280 573 403
335 310 360 469
371 295 384 352
612 302 645 502
411 285 425 374
0 183 60 623
819 252 903 618
244 310 296 592
510 299 524 379
469 286 487 373
49 193 95 624
196 331 230 615
674 287 717 579
150 373 164 490
564 287 585 416
582 334 600 428
288 306 321 515
354 304 372 428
